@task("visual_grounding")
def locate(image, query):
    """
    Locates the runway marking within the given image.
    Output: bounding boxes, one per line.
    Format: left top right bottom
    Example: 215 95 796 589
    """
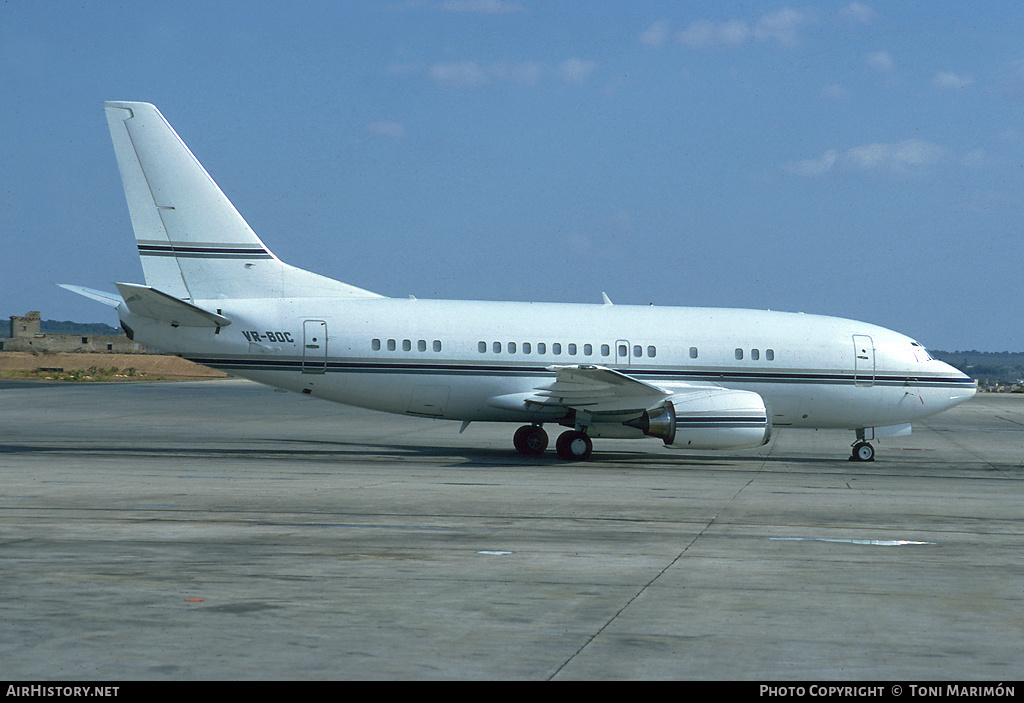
995 414 1024 427
254 521 449 531
770 537 935 546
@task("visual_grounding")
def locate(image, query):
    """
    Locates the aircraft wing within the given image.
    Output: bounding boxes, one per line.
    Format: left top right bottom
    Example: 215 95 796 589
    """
534 365 667 413
487 364 721 417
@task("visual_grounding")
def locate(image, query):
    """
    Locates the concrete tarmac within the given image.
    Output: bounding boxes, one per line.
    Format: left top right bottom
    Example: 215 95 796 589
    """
1 379 1021 680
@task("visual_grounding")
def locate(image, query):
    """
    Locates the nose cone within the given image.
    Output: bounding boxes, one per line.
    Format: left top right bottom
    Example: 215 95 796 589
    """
938 359 977 406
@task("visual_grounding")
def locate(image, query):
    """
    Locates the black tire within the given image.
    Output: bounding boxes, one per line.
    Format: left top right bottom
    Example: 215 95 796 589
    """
513 425 548 456
850 441 875 462
556 430 593 461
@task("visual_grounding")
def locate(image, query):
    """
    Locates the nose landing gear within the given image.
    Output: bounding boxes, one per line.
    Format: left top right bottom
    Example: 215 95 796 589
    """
850 441 875 462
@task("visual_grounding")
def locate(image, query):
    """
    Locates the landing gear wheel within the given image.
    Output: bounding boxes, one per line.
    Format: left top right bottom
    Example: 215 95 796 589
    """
556 430 593 461
850 441 875 462
513 425 548 456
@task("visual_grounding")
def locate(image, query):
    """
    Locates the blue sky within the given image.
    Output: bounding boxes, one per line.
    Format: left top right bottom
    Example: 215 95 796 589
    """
3 1 1023 350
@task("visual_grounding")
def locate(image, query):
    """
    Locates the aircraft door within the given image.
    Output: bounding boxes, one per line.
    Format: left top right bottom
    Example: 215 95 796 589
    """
853 334 874 387
302 320 327 374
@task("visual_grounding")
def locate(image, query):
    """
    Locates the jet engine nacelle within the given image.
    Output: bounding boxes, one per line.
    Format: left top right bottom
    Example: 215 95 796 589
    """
626 388 771 450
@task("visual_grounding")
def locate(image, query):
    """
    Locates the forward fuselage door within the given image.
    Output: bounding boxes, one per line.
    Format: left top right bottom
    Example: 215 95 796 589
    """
302 320 327 374
853 334 874 387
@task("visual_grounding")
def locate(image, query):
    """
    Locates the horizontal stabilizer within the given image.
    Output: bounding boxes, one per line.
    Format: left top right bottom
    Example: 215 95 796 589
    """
114 283 231 328
58 284 122 308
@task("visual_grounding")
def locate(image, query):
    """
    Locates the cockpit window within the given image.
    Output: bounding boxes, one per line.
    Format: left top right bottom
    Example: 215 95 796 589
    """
910 341 933 362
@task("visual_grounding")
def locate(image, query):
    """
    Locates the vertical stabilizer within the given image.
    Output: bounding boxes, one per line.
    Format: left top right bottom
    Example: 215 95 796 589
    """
104 101 380 301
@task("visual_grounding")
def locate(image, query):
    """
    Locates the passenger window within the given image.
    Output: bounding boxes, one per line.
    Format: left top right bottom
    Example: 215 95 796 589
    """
553 343 562 355
633 345 642 358
434 340 442 352
751 349 759 361
647 346 657 358
537 342 547 354
523 342 531 354
601 344 610 357
372 339 381 351
403 339 411 352
618 344 628 357
478 341 487 353
508 342 516 354
735 348 743 360
493 341 502 353
766 349 774 361
690 347 698 359
584 344 593 356
568 343 577 355
418 339 427 352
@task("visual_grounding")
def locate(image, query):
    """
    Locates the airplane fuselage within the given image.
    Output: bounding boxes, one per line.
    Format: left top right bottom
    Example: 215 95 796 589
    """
120 296 975 435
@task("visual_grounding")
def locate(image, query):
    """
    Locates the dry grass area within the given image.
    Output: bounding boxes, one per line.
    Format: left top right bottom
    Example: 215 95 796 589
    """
0 351 227 381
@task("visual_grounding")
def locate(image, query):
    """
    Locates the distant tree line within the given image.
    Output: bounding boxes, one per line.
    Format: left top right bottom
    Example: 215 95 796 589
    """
930 351 1024 384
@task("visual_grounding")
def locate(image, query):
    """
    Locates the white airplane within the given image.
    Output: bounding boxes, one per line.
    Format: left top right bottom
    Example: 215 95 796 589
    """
64 101 977 462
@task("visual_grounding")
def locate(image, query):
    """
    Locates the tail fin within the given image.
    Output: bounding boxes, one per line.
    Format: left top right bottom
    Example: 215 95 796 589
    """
104 101 380 301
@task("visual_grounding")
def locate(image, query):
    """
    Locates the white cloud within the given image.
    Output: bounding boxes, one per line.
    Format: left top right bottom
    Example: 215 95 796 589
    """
492 61 546 86
961 149 986 168
674 8 813 49
639 20 671 48
610 210 635 234
425 59 598 87
366 121 405 139
784 140 949 177
429 61 491 86
846 140 946 170
865 50 895 73
753 8 812 48
784 150 839 177
557 58 599 84
387 61 425 77
839 2 876 24
565 231 593 255
676 20 720 48
435 0 526 13
998 128 1020 143
822 83 852 100
678 19 748 48
932 71 974 89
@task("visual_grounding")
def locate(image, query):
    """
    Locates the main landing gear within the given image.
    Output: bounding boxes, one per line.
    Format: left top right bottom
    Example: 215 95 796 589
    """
513 424 548 456
555 430 593 461
513 425 593 461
